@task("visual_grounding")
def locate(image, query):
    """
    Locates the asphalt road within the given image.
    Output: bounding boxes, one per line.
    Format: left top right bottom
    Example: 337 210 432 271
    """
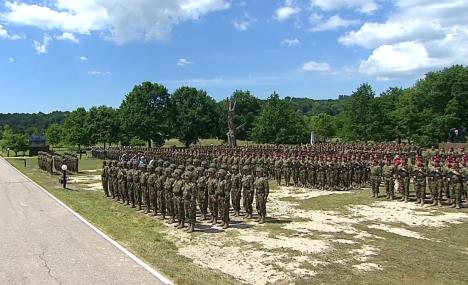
0 157 168 285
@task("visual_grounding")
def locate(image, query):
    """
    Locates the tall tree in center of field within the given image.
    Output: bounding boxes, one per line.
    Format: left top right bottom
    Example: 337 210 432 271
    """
120 82 170 147
171 86 218 147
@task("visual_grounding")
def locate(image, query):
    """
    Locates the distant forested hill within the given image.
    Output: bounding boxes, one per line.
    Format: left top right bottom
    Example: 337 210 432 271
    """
0 111 69 135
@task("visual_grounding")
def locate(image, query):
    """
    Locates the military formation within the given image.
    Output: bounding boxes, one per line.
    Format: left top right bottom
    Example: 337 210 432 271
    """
38 151 79 173
94 143 467 219
100 155 269 233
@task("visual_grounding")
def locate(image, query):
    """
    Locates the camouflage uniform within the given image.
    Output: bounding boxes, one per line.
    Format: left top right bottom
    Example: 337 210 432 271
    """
254 167 269 224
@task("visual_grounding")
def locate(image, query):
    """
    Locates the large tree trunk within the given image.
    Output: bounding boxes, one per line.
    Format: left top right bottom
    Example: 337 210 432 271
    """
78 144 82 160
148 140 152 148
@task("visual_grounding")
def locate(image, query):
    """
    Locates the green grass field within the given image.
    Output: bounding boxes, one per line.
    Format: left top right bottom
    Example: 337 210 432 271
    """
3 155 468 285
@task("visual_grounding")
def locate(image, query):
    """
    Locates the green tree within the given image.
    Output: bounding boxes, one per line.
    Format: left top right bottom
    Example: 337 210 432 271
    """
120 82 170 147
171 86 219 147
11 133 28 156
252 92 308 144
88 106 121 147
0 125 15 152
340 83 375 141
63 107 90 159
309 113 336 141
45 123 63 147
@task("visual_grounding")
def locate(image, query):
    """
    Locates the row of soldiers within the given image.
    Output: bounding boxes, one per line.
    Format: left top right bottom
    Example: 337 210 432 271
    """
101 158 269 233
368 156 467 209
38 151 79 174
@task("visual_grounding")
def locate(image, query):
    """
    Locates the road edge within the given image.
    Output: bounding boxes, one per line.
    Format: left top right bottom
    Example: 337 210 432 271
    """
1 157 173 285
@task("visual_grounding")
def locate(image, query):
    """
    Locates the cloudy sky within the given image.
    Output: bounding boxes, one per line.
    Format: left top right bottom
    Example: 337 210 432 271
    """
0 0 467 113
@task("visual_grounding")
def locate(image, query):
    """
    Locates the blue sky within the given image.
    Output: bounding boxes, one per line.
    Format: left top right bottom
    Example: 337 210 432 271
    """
1 0 467 113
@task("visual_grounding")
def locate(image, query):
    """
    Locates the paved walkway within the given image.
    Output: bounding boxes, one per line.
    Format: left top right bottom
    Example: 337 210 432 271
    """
0 157 168 285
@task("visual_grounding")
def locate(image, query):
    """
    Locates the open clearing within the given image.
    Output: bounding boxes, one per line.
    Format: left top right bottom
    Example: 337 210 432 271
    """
5 156 468 285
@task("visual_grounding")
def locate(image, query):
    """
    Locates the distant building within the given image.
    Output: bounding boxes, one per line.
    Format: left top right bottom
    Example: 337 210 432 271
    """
29 135 49 156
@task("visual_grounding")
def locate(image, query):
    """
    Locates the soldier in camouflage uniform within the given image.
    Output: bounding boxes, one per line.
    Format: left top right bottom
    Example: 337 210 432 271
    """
126 162 135 207
147 165 158 215
101 161 110 197
231 165 242 217
254 167 269 224
173 170 185 229
164 168 176 223
118 162 127 204
182 171 197 232
242 165 255 218
369 159 382 198
413 159 427 205
429 159 444 207
140 164 148 212
283 156 292 187
397 159 412 202
216 169 228 229
382 159 396 200
447 162 463 209
156 166 166 219
195 166 208 220
207 168 218 224
274 157 282 185
132 162 141 210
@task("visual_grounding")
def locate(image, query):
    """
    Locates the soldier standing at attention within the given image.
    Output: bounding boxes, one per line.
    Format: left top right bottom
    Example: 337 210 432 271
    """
108 161 115 199
382 158 396 200
147 165 158 215
207 168 218 224
126 162 135 207
274 157 282 186
369 159 382 198
132 162 141 210
101 161 110 197
398 159 412 202
156 167 166 219
164 168 176 223
118 162 128 204
182 171 197 233
112 161 119 200
254 167 269 224
413 159 427 205
242 165 255 219
216 169 229 229
195 167 208 220
173 170 185 229
448 162 463 209
429 159 444 207
231 165 242 217
140 164 149 213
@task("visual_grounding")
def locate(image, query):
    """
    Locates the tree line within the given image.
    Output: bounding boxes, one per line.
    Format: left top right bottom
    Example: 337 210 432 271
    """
1 65 466 152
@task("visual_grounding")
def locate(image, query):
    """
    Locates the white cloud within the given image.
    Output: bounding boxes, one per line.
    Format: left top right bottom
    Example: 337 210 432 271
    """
232 19 249 31
311 14 358 32
55 32 79 43
302 61 331 72
33 35 51 54
340 0 468 77
79 56 87 61
275 1 301 21
232 13 256 31
310 0 378 14
88 70 111 75
2 0 229 44
8 57 14 63
177 58 193 66
281 38 300 47
0 23 21 39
